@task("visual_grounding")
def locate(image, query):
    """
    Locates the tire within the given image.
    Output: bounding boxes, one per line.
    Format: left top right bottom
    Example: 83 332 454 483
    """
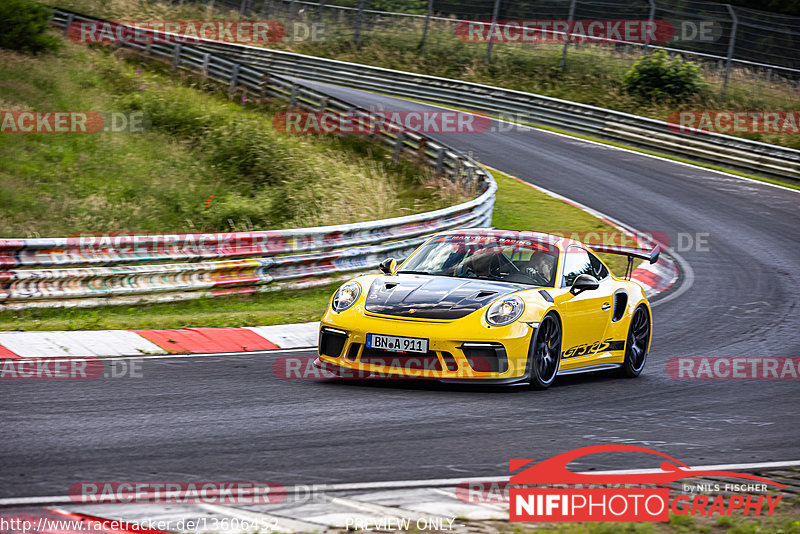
529 313 562 390
618 305 651 378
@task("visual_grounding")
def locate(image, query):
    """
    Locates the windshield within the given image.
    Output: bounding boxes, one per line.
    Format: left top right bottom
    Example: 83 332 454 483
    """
398 234 559 286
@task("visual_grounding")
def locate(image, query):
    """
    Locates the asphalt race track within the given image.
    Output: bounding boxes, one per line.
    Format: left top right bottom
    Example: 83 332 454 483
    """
1 82 798 499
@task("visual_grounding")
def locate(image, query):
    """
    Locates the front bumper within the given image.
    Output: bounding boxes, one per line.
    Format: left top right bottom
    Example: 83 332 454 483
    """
316 310 535 382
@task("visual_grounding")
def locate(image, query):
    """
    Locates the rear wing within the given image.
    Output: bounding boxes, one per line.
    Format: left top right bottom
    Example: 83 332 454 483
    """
586 243 660 280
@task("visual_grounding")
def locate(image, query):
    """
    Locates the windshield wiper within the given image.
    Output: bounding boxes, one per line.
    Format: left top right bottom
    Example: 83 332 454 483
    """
467 274 505 281
396 270 452 277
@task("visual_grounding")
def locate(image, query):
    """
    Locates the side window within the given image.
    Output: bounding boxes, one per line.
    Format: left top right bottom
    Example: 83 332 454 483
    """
562 246 593 287
588 252 609 280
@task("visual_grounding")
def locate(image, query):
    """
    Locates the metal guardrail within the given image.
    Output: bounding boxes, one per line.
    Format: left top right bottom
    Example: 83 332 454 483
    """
181 38 799 181
241 0 800 76
0 12 496 310
259 0 800 100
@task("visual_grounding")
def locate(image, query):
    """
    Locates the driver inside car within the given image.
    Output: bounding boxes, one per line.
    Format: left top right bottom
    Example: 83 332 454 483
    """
525 252 556 285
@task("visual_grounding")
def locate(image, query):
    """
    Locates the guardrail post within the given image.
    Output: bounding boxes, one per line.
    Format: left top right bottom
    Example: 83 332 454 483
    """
392 132 405 161
63 13 74 36
435 147 445 175
316 0 326 26
172 43 182 70
416 137 427 164
239 0 250 15
353 0 366 44
464 164 475 186
484 0 501 64
419 0 433 54
289 84 298 109
259 73 271 103
201 53 210 79
560 0 577 71
229 63 241 97
288 0 297 41
721 4 738 100
318 96 329 111
644 0 656 55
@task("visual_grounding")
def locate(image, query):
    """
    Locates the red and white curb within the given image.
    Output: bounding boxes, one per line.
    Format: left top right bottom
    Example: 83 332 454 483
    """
0 173 680 360
0 250 678 359
0 323 319 358
631 254 678 298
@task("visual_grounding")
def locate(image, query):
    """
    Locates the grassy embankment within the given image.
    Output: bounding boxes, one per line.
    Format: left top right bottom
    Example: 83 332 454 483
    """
0 41 460 237
0 29 632 331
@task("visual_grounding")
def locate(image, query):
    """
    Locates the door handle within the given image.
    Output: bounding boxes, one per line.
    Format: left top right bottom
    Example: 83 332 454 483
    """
601 303 611 311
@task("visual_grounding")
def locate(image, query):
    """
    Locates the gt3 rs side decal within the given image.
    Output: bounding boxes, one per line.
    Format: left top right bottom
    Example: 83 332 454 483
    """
562 338 626 359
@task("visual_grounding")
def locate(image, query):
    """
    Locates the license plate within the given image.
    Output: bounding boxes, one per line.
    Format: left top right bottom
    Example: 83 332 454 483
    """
366 334 428 354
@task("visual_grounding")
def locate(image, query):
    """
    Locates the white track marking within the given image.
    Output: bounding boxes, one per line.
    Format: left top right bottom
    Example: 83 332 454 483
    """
2 460 797 507
246 323 320 349
5 346 316 364
0 330 167 358
327 496 443 521
196 503 324 533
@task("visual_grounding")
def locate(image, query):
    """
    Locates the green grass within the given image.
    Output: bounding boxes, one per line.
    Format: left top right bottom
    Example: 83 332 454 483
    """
0 41 459 237
0 170 628 331
490 169 631 275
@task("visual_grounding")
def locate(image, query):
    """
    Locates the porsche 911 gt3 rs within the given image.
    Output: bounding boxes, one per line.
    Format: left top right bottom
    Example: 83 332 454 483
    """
314 229 658 388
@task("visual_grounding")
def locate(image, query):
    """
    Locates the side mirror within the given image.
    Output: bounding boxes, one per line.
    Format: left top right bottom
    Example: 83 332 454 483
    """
379 258 397 275
570 273 599 295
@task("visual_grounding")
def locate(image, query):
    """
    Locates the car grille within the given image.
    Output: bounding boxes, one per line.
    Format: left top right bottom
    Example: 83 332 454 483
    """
319 328 347 358
360 346 443 371
461 343 509 373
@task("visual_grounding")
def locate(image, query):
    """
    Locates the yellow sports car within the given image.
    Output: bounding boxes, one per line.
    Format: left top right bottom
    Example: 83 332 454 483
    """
314 229 658 388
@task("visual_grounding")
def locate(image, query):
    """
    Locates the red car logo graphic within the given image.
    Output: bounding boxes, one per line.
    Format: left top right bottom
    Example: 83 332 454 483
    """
510 444 784 487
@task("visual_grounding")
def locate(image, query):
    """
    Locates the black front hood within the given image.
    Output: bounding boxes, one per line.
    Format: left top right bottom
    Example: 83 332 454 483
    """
364 275 525 320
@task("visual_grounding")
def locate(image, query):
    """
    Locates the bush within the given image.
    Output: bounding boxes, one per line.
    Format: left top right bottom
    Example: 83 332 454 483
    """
623 50 708 102
0 0 61 54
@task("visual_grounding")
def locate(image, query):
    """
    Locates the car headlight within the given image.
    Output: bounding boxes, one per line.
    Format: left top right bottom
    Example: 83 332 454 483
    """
331 281 361 312
486 295 525 326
